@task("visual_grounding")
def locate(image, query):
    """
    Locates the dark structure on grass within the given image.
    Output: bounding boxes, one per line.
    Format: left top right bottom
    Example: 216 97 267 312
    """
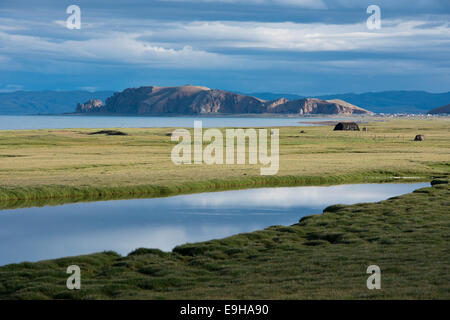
334 122 360 131
414 134 425 141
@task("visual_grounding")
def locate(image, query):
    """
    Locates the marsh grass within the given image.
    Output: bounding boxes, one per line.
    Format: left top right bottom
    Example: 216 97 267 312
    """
0 118 448 299
0 119 448 207
0 183 448 299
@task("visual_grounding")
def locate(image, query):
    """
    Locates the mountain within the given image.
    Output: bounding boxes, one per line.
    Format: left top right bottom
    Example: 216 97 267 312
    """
3 88 446 115
249 91 450 114
316 91 450 114
101 86 266 114
76 99 104 113
428 104 450 114
0 90 114 115
325 99 370 114
247 92 305 101
264 98 372 115
77 85 372 115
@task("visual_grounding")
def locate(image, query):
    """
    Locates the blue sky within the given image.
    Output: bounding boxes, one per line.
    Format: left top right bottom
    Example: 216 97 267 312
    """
0 0 449 95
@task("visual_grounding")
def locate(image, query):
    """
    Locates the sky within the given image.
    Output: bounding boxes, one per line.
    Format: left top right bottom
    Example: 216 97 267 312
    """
0 0 449 95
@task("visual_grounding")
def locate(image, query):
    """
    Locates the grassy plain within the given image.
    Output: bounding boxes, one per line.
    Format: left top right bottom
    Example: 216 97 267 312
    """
0 118 449 299
0 118 449 207
0 182 448 299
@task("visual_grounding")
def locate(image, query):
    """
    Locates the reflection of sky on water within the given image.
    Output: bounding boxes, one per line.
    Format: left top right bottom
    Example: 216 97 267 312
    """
173 184 418 208
0 183 428 266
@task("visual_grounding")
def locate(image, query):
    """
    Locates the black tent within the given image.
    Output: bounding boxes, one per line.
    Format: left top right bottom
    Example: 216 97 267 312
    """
334 122 360 131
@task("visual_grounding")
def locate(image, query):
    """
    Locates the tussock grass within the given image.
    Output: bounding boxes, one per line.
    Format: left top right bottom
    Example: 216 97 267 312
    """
0 118 448 299
0 183 448 300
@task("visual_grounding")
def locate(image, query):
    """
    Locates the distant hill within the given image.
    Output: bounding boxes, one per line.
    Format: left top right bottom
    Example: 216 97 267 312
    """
250 91 450 114
77 85 372 115
2 88 447 115
263 97 372 115
325 99 369 114
428 104 450 114
246 92 305 101
316 91 450 114
0 90 114 115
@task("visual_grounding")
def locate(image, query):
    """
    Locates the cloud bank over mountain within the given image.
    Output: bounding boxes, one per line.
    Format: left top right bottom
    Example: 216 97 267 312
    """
0 0 449 94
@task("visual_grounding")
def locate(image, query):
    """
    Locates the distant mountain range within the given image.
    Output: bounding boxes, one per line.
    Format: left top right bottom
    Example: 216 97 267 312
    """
0 88 448 115
75 86 372 115
249 91 450 114
428 104 450 115
0 90 114 115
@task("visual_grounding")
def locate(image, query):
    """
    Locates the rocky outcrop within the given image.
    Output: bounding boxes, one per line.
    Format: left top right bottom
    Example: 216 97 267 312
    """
326 99 372 114
264 98 289 111
77 85 373 115
99 86 265 115
265 98 372 115
76 99 104 113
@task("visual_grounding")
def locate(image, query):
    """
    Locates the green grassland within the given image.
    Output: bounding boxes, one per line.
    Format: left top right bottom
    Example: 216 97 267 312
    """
0 119 449 208
0 118 449 299
0 182 448 299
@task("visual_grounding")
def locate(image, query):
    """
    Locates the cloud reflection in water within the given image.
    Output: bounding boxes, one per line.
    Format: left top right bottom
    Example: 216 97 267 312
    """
0 183 428 265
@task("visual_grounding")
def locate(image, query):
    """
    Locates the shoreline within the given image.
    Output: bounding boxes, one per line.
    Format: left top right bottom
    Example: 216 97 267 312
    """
0 181 431 267
1 182 448 299
0 173 434 210
42 113 375 118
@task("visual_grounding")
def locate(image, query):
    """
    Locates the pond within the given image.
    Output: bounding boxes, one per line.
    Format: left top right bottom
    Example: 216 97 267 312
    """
0 183 428 266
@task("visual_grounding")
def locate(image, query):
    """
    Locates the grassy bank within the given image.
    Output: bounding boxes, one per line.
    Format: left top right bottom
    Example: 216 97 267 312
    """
0 182 448 299
0 174 431 210
0 119 449 206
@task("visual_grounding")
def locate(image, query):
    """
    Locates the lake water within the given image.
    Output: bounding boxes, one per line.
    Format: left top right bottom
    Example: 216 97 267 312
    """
0 115 343 130
0 183 428 266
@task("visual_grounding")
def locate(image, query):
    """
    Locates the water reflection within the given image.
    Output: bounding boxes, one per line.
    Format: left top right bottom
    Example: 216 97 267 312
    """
174 184 414 208
0 183 428 265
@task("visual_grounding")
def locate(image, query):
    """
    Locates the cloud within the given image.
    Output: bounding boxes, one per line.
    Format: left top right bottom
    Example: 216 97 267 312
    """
163 0 327 9
324 0 449 10
80 86 98 92
0 54 23 71
316 58 450 75
1 16 449 76
168 19 450 52
0 84 24 93
0 1 448 92
0 30 235 69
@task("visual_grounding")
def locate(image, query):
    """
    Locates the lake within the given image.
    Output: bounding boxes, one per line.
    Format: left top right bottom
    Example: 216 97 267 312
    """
0 115 345 130
0 183 428 266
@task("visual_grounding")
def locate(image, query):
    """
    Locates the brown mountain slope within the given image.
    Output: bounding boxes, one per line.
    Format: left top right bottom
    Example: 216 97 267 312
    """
77 85 373 115
266 98 373 115
326 99 373 114
102 85 265 115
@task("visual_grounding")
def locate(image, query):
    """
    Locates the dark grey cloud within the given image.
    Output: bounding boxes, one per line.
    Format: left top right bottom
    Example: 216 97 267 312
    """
2 0 450 23
0 0 449 94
